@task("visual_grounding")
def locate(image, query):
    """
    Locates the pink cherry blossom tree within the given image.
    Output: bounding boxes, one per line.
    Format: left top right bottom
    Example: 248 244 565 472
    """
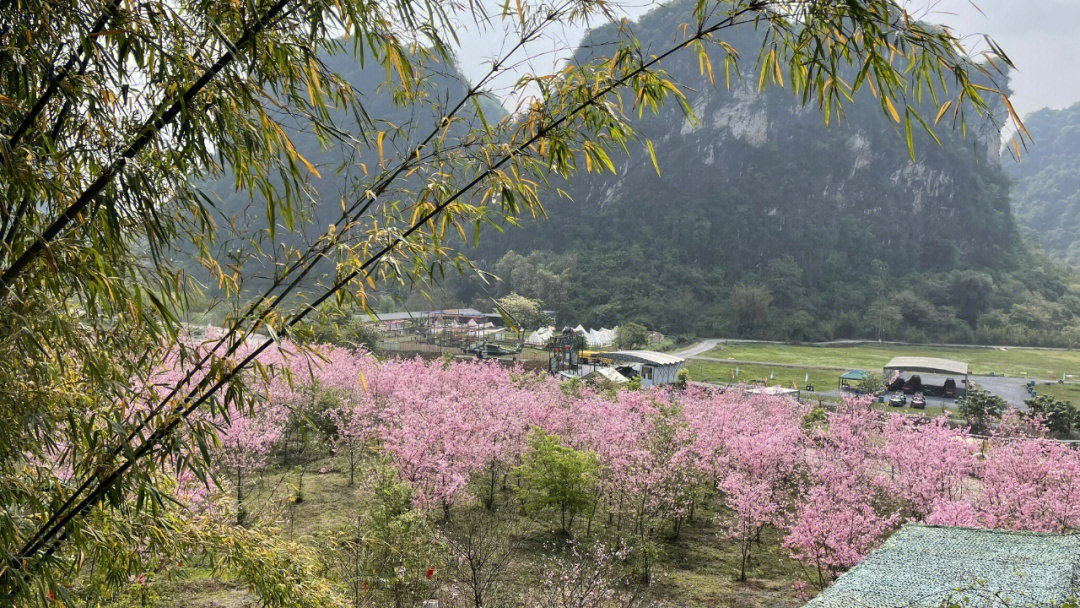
879 415 977 519
784 399 898 589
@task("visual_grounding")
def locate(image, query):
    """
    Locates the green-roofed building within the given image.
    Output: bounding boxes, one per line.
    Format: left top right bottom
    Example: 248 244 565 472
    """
805 524 1080 608
838 369 868 391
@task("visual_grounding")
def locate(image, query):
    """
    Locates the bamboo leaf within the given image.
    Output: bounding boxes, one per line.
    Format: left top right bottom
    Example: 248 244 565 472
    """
646 139 660 176
934 100 952 125
884 96 900 123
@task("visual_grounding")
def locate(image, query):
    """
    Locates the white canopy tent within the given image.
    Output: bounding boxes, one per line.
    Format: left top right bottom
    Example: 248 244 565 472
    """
526 326 555 346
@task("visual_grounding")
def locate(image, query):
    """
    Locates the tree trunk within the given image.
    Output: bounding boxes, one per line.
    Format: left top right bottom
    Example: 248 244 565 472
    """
485 463 497 511
236 466 244 525
348 447 356 486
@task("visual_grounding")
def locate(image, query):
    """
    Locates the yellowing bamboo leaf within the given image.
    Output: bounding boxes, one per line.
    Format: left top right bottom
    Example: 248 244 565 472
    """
646 139 660 176
1000 95 1030 139
934 100 952 125
771 49 784 87
297 152 320 178
884 96 900 123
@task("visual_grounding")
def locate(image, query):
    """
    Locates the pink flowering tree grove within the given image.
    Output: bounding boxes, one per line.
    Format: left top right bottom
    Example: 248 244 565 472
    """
149 340 1080 595
784 401 898 589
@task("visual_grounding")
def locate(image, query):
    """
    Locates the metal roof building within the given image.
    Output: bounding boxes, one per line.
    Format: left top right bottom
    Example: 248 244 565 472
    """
883 356 969 377
805 524 1080 608
603 350 685 366
363 308 487 323
593 350 685 387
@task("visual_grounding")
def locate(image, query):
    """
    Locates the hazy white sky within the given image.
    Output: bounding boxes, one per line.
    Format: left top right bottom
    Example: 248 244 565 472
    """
451 0 1080 119
910 0 1080 119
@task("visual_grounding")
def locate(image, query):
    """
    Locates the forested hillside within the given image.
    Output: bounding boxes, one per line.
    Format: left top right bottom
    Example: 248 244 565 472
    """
185 52 506 297
1007 103 1080 265
464 2 1080 346
189 3 1080 347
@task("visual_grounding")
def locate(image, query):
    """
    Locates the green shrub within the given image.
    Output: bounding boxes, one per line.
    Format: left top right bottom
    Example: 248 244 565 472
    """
516 430 598 535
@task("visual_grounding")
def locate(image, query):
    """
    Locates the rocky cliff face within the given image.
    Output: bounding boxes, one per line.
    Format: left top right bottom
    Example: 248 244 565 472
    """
472 3 1077 343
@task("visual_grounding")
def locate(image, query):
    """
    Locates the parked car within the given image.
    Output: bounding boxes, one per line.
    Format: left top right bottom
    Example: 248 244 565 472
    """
911 392 926 409
943 378 957 398
889 393 906 407
903 375 922 394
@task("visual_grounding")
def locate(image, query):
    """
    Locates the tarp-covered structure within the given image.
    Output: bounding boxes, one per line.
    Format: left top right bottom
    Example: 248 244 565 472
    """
586 366 629 385
746 385 800 399
883 356 970 395
805 524 1080 608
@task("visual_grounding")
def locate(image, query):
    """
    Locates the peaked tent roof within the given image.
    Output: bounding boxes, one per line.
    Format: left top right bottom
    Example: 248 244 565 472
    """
804 524 1080 608
839 370 869 381
883 356 969 376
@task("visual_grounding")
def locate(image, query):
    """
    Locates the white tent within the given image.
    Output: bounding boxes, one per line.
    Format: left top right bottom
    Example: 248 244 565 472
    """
585 328 614 348
526 326 555 346
583 327 616 348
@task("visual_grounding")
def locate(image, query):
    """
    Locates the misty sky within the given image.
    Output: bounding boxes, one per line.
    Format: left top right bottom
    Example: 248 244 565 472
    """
915 0 1080 119
452 0 1080 120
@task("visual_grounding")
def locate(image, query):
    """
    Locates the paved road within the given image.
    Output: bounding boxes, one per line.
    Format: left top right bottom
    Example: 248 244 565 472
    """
671 338 719 358
972 375 1032 408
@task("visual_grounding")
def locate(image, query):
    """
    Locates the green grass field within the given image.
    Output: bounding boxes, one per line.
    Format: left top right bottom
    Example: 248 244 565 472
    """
686 360 838 392
1029 382 1080 403
700 342 1080 380
686 359 959 419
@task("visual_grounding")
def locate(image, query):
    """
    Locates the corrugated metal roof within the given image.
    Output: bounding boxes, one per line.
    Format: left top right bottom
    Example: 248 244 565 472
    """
603 350 685 366
805 524 1080 608
364 308 486 322
883 356 969 376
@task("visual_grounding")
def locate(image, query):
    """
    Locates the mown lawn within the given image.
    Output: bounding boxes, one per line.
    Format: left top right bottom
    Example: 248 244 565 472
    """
1029 381 1080 403
701 342 1080 380
686 360 839 392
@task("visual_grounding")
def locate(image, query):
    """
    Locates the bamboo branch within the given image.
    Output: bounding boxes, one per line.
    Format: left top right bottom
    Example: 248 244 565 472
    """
3 0 123 148
6 9 757 581
0 0 295 300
